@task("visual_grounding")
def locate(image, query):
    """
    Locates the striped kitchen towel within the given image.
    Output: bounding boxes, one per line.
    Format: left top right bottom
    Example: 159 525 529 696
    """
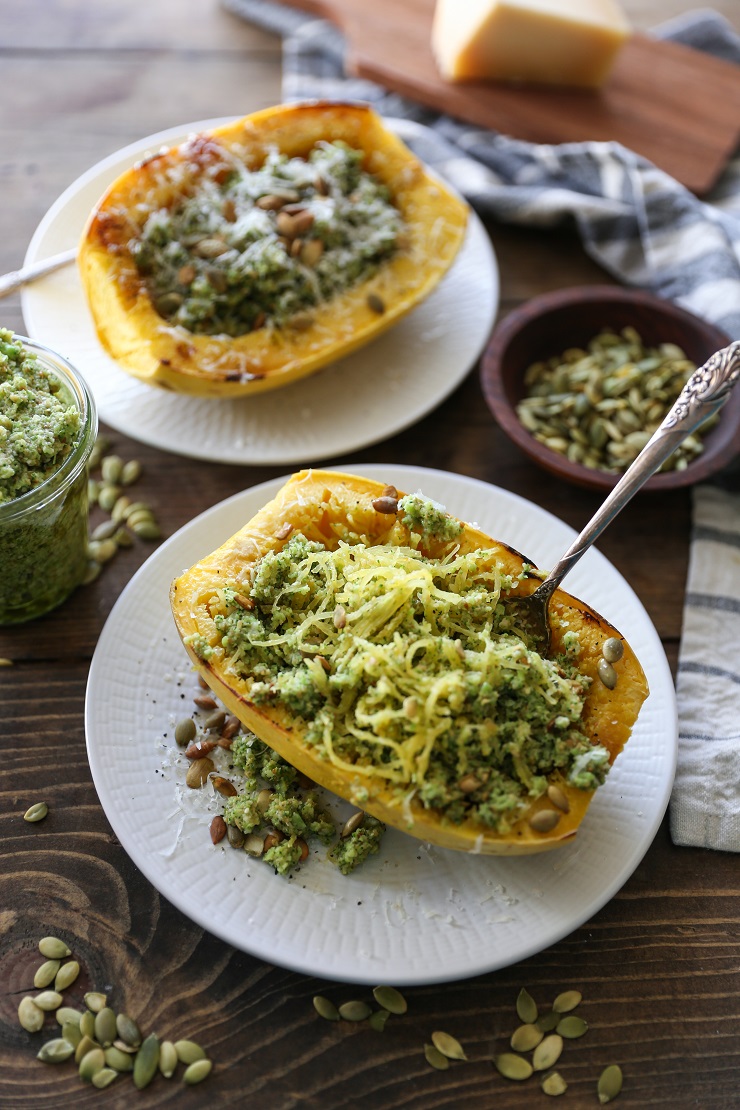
225 0 740 849
224 1 740 339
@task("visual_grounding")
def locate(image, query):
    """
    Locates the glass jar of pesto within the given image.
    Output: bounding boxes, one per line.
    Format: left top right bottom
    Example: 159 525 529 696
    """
0 332 97 624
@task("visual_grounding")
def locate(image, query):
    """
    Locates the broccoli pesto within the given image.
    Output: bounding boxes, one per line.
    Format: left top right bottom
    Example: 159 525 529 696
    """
197 498 610 837
131 141 403 336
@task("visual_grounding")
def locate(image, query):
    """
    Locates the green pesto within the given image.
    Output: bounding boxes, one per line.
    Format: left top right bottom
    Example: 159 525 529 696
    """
329 816 386 875
131 141 403 336
398 492 464 541
0 330 80 504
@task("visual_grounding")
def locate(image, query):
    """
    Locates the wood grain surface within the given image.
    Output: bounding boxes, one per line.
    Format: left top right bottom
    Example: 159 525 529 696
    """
2 2 740 1107
281 0 740 194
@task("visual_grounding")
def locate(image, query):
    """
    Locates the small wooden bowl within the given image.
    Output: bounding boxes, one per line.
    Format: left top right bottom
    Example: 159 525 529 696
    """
480 286 739 492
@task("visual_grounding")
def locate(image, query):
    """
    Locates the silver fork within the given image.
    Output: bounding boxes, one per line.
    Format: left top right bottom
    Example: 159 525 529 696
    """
0 248 77 299
503 340 740 654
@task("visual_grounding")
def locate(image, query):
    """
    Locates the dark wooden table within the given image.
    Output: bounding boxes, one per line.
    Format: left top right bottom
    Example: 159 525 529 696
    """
2 2 740 1107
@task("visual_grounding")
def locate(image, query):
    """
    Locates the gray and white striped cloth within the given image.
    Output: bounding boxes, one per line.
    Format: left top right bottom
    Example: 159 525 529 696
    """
224 0 740 851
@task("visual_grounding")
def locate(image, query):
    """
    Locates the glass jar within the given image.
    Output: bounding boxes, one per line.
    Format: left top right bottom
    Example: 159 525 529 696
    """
0 336 97 624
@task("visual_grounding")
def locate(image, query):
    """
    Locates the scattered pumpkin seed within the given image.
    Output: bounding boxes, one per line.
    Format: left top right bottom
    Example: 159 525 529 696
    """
372 985 407 1015
116 1012 142 1047
34 990 63 1011
602 637 624 663
367 293 385 314
101 455 123 484
597 658 618 689
62 1022 82 1049
80 1010 96 1039
114 526 134 548
159 1039 178 1077
243 832 265 856
133 1033 160 1089
431 1030 467 1060
56 1007 82 1027
552 989 582 1014
368 1009 390 1032
75 1035 97 1064
97 484 120 512
183 1058 213 1085
131 519 161 541
542 1071 568 1096
91 517 119 541
121 459 142 485
598 1064 624 1104
94 1007 117 1047
516 988 538 1024
227 824 246 849
493 1052 533 1081
54 960 80 993
174 1038 206 1065
37 1037 75 1064
511 1023 544 1052
18 996 45 1033
186 756 215 788
83 560 102 585
175 717 197 746
84 992 107 1014
92 1067 118 1089
126 507 155 530
88 537 117 564
79 1046 106 1082
424 1044 450 1070
338 1000 372 1022
342 811 365 838
556 1015 589 1039
112 1038 138 1055
536 1011 560 1033
105 1045 134 1072
529 808 561 833
313 995 340 1022
24 802 49 823
546 784 570 813
532 1033 563 1071
34 959 61 989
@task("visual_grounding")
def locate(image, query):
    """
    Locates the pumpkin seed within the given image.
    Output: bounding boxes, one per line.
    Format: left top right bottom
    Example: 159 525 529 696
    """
186 756 215 788
516 987 538 1024
597 658 618 689
101 455 123 484
34 990 63 1011
552 989 582 1013
546 784 570 813
88 537 118 564
602 637 624 663
342 811 365 838
532 1034 563 1071
80 1010 96 1038
175 717 197 746
372 985 407 1015
37 1037 75 1064
159 1039 178 1077
367 293 385 315
84 991 107 1013
493 1052 533 1081
557 1015 588 1038
79 1046 106 1082
431 1030 467 1060
131 518 161 541
126 507 154 529
113 1038 138 1054
34 959 61 989
424 1044 450 1070
116 1012 142 1047
56 1006 82 1027
92 1067 118 1089
24 801 49 823
91 518 119 541
94 1007 117 1047
313 995 340 1021
542 1071 568 1096
54 959 80 993
83 560 102 584
338 1000 372 1022
227 824 246 849
536 1011 560 1033
105 1045 134 1072
75 1035 97 1064
598 1064 624 1103
97 483 120 512
111 495 132 523
183 1058 213 1085
121 459 142 485
174 1038 206 1064
529 809 561 833
510 1023 544 1052
18 996 45 1033
133 1033 160 1089
243 832 265 856
62 1022 82 1049
368 1009 390 1032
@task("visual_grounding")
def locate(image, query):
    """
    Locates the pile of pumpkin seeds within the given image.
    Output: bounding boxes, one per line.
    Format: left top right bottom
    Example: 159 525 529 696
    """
17 936 213 1090
492 987 622 1102
84 434 162 584
515 328 714 473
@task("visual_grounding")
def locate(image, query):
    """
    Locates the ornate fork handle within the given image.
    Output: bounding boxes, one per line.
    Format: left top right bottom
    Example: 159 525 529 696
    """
535 340 740 604
0 248 77 299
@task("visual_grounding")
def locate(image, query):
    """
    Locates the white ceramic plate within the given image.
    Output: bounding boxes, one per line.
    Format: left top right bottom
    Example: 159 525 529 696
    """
85 465 676 985
21 119 498 466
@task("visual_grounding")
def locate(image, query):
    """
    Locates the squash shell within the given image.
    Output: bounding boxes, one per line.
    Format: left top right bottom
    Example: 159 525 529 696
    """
78 102 469 397
170 470 649 855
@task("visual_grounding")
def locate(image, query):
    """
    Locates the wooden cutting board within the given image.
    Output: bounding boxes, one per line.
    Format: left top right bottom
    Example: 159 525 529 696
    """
281 0 740 195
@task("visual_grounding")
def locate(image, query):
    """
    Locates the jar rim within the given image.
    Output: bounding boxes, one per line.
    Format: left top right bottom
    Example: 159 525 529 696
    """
0 334 98 522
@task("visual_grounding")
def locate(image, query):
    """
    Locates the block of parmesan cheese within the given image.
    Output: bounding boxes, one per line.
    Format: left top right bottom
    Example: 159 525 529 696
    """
431 0 630 88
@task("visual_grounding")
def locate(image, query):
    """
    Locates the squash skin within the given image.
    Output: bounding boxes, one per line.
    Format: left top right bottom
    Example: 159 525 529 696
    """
78 103 469 398
170 470 649 855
